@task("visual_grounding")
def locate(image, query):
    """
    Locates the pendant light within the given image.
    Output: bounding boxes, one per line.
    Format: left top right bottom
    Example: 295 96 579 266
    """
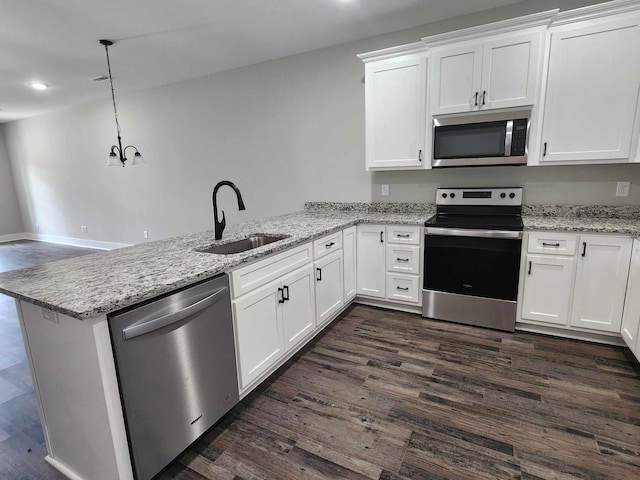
99 39 145 167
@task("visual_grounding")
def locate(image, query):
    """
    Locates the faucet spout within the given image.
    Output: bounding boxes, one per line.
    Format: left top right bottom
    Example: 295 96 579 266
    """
212 181 246 240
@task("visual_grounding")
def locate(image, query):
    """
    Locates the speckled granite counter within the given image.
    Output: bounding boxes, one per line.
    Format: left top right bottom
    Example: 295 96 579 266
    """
0 202 638 320
0 208 431 319
522 205 640 237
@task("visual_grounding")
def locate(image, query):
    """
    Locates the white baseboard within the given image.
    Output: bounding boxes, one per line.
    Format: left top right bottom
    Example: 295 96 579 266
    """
22 233 131 250
45 455 87 480
0 232 25 243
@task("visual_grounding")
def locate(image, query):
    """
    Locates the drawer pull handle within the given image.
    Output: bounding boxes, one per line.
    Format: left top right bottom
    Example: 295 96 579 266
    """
482 90 486 105
528 261 532 275
396 234 410 238
282 285 289 301
397 257 410 262
316 267 322 281
581 242 587 257
396 286 409 291
474 91 478 106
325 242 335 248
542 242 560 247
278 287 285 304
380 232 384 243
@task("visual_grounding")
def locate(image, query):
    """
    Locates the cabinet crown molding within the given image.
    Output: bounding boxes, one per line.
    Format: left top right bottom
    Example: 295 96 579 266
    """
552 0 640 26
422 9 558 48
357 42 427 63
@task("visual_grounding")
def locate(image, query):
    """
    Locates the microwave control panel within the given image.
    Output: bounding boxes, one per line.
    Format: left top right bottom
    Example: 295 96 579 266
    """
510 119 528 156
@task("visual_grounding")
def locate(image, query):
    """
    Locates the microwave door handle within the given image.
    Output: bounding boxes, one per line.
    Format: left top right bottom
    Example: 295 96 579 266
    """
504 120 513 157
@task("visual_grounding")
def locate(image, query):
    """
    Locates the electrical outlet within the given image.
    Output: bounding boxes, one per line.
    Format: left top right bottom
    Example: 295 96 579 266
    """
81 225 88 233
616 181 631 197
42 308 59 324
143 230 149 239
381 184 390 196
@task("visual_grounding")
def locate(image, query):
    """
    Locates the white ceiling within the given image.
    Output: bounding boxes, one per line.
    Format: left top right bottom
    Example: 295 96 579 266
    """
0 0 524 123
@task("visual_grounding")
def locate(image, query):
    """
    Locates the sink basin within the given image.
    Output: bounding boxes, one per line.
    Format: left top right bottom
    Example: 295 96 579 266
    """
200 234 289 255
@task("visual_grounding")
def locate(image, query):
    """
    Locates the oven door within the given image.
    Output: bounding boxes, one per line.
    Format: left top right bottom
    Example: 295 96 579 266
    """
422 228 522 331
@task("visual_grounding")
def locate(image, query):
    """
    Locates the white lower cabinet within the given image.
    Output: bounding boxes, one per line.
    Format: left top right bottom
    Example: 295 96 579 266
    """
386 272 420 304
315 250 344 326
233 280 284 390
570 235 632 333
621 239 640 358
521 254 575 326
356 225 386 298
343 226 357 302
282 265 316 351
519 232 634 338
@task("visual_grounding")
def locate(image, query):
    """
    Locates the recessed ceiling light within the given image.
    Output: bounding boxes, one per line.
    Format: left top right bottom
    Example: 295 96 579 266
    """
30 82 49 90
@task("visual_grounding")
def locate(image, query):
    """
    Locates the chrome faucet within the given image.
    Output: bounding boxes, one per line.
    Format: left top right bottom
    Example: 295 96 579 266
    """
212 181 246 240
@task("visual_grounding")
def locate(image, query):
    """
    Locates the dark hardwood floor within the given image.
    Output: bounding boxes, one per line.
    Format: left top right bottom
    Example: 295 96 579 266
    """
2 240 640 479
162 305 640 480
0 240 96 479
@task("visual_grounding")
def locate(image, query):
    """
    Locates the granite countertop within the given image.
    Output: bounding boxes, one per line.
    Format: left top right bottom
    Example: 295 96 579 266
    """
0 202 637 320
0 207 431 319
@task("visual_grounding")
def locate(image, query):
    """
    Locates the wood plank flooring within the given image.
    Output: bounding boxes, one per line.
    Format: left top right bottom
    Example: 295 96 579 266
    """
160 304 640 480
1 240 640 479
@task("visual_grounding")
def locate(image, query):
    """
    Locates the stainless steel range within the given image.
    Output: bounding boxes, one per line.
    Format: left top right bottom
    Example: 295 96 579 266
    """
422 187 524 332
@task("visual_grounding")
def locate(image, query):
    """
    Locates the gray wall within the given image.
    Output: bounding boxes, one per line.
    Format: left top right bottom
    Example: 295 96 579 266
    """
4 0 635 245
0 126 23 235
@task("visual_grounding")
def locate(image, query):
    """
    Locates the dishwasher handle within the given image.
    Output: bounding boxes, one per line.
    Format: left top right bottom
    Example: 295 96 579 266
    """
121 287 228 340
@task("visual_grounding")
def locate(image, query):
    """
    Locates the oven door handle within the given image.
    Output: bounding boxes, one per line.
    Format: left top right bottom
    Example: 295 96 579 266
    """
425 227 522 239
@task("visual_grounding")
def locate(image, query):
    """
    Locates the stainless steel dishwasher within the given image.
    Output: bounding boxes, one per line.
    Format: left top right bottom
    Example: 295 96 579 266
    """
108 274 239 480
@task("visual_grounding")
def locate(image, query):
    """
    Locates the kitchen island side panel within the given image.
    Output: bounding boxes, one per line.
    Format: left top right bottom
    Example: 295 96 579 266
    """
17 300 133 480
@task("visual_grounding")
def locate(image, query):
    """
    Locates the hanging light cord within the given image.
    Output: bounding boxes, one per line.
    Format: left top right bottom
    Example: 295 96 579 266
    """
103 43 122 139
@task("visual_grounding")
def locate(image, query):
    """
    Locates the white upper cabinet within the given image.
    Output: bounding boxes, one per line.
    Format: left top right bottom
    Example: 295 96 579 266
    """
481 33 542 110
430 44 482 115
539 9 640 164
358 43 429 171
428 29 545 115
422 10 557 116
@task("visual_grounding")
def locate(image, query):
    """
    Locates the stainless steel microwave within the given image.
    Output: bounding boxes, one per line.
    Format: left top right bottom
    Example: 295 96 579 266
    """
432 110 530 168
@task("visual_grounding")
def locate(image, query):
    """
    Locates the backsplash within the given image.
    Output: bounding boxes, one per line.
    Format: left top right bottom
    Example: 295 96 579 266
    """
306 202 640 219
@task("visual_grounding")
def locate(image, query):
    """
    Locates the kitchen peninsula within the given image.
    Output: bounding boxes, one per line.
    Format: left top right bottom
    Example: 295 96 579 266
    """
0 202 639 480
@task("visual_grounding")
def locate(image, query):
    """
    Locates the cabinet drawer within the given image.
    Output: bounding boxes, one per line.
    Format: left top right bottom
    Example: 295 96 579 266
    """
230 243 312 298
387 226 422 245
313 231 343 260
386 273 420 304
386 245 421 274
527 232 577 256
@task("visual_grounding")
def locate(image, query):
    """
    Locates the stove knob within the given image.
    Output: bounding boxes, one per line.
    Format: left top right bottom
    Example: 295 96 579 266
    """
442 193 448 199
450 193 455 199
509 192 516 199
500 193 506 199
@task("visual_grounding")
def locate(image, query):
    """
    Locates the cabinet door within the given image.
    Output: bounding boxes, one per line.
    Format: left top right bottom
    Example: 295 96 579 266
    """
233 281 283 389
315 250 344 327
281 265 316 352
570 236 632 332
621 240 640 354
481 32 542 110
365 55 427 169
521 255 575 326
356 225 386 298
541 15 640 163
431 44 482 115
343 226 357 302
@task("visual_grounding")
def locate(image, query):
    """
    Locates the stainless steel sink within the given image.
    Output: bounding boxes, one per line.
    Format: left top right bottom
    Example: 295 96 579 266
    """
199 234 289 255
